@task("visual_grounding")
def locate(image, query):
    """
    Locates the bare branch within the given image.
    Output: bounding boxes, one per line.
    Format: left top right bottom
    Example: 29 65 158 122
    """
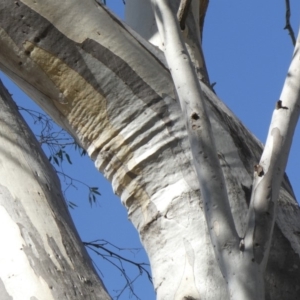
177 0 192 30
284 0 296 46
151 0 239 277
84 240 152 299
245 28 300 272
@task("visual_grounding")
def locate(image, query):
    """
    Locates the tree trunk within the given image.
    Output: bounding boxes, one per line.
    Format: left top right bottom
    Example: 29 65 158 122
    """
0 81 110 299
0 1 300 299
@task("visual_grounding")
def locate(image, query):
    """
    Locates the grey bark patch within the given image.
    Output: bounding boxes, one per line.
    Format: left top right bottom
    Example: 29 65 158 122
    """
0 80 110 299
0 185 105 299
241 184 252 206
266 223 300 299
209 103 259 174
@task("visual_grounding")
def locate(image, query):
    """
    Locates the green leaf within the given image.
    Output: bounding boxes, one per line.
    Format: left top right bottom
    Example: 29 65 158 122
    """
65 153 72 164
90 187 101 195
56 149 63 161
53 156 59 165
68 201 78 209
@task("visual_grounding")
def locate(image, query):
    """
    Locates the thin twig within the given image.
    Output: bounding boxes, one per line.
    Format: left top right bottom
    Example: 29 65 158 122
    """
284 0 296 46
84 240 152 282
84 240 152 299
177 0 192 30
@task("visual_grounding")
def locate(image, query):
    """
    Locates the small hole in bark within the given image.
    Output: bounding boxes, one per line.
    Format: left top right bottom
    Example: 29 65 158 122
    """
191 113 199 120
18 61 22 66
24 50 30 56
34 37 40 43
254 164 264 177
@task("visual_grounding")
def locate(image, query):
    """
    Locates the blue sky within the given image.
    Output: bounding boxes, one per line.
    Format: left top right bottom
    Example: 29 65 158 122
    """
1 1 300 299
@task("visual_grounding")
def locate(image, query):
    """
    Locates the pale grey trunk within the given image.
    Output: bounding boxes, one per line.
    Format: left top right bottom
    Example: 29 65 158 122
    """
149 1 300 299
0 81 110 299
0 1 299 299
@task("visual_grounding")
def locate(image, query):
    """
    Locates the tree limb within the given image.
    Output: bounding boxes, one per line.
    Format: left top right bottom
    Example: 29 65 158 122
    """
1 1 300 298
151 0 239 276
245 27 300 274
177 0 192 30
284 0 296 46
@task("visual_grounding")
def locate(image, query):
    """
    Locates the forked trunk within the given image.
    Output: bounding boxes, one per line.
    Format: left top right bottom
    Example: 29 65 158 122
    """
0 1 299 299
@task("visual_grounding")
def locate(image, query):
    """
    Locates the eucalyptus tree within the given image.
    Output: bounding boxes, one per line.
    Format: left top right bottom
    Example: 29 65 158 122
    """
0 1 300 299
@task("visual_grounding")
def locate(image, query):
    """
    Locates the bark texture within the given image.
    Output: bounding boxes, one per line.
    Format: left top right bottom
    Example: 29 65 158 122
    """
0 80 110 299
153 2 300 299
125 0 210 84
0 1 299 299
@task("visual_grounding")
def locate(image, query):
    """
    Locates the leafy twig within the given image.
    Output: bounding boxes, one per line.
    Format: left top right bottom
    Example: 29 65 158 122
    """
56 171 101 206
84 239 152 299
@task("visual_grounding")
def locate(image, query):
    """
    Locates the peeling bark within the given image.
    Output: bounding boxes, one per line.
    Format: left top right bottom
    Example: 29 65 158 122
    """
0 1 299 299
0 80 110 300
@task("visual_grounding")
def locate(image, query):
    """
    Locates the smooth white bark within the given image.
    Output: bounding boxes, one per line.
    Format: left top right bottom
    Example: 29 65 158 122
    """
151 0 239 276
151 2 300 299
245 27 300 272
125 0 199 49
125 0 210 84
0 1 300 299
0 81 110 299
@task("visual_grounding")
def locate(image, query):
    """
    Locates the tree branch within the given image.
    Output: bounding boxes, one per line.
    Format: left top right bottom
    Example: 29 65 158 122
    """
176 0 211 85
245 28 300 272
177 0 192 30
284 0 296 46
151 0 239 276
84 240 152 299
